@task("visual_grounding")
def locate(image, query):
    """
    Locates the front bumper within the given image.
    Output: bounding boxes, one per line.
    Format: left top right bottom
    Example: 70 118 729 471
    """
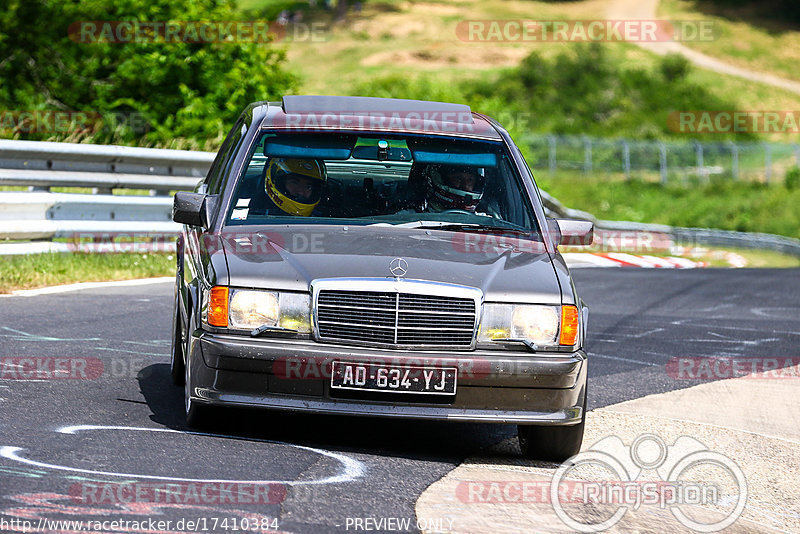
187 331 587 425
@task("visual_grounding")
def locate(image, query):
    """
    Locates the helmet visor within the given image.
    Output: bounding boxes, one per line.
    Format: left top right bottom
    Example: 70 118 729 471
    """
430 166 486 211
274 172 324 204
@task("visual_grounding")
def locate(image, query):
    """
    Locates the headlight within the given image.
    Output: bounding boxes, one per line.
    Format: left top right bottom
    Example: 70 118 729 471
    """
512 306 559 343
276 292 313 332
479 304 574 347
229 290 279 330
223 288 311 333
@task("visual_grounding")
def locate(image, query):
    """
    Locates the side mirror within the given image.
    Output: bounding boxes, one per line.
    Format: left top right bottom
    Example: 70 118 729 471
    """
173 192 216 229
548 218 594 246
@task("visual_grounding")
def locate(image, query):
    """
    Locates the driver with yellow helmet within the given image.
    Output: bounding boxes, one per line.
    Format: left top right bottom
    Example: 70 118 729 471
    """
263 158 327 216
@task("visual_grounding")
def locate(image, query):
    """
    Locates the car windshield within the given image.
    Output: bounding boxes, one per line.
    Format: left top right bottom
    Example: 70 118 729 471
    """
225 132 539 235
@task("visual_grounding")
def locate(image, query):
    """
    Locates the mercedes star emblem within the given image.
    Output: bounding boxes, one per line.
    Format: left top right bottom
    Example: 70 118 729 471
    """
389 257 408 278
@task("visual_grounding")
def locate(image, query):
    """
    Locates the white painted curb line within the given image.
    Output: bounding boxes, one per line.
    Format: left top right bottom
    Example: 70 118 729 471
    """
0 277 174 298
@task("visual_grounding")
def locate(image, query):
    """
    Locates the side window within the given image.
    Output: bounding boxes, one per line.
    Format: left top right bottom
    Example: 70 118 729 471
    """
498 156 534 229
204 118 246 195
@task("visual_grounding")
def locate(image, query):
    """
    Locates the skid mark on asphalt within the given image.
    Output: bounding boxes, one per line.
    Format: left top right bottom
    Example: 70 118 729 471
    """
750 307 798 318
746 498 800 529
0 368 47 384
0 326 169 359
1 425 366 486
120 340 170 347
592 314 797 334
94 347 167 357
0 326 102 343
591 353 661 367
708 331 733 339
684 337 781 346
696 303 736 313
1 327 169 349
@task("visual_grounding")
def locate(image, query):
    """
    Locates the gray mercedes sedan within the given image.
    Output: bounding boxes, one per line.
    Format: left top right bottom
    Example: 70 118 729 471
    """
171 95 593 461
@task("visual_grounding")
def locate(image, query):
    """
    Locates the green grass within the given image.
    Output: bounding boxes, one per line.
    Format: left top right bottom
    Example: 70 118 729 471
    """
267 0 800 143
0 252 174 293
1 238 795 295
538 173 800 239
660 0 800 83
708 247 800 268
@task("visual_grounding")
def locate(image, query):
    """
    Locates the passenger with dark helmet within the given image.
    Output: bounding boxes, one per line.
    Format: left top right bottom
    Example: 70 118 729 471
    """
423 164 486 212
262 158 327 216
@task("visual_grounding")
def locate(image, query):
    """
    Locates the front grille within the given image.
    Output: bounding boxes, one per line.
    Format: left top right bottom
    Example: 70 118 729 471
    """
316 289 477 348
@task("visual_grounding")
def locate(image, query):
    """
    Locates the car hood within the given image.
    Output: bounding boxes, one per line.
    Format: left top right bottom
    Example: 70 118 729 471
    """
220 225 562 303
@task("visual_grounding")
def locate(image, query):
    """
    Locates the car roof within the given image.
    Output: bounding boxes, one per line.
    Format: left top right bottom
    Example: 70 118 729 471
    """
250 96 503 140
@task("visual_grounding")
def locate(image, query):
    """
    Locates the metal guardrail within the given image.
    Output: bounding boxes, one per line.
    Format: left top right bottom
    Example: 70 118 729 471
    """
0 140 212 250
597 220 800 257
0 192 178 240
524 134 800 184
0 139 214 194
1 139 799 257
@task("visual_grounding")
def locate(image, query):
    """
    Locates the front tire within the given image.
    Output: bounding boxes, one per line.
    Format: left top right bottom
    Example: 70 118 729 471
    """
169 287 185 386
183 311 216 430
518 391 587 462
185 352 216 430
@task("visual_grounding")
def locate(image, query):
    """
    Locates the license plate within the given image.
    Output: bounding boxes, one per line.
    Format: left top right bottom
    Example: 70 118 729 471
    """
330 361 457 395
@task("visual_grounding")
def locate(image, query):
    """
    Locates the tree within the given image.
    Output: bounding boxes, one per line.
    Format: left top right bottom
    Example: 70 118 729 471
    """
0 0 297 146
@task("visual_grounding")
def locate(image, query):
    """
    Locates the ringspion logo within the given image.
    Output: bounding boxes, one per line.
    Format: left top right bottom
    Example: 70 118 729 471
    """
550 434 747 532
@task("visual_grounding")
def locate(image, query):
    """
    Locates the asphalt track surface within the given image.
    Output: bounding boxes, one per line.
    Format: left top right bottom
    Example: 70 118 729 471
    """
0 268 798 533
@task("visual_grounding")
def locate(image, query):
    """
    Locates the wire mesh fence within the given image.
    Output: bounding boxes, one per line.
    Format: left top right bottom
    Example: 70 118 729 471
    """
522 134 800 184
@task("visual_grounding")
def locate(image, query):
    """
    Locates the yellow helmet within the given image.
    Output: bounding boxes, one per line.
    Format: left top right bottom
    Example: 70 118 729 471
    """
264 158 327 216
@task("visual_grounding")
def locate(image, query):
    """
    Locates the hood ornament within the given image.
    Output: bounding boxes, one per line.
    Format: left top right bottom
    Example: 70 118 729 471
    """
389 257 408 278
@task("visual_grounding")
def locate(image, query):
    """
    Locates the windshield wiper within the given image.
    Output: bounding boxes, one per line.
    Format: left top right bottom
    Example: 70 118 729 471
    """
491 338 538 352
391 221 532 235
250 324 298 337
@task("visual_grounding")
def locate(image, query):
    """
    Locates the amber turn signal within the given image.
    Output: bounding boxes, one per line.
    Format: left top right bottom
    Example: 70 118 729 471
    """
559 305 579 346
208 286 229 327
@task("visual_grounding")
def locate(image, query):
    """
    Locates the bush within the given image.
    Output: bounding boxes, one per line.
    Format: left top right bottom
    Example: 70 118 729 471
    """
786 166 800 190
355 43 747 140
0 0 297 146
541 176 800 239
660 53 691 82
